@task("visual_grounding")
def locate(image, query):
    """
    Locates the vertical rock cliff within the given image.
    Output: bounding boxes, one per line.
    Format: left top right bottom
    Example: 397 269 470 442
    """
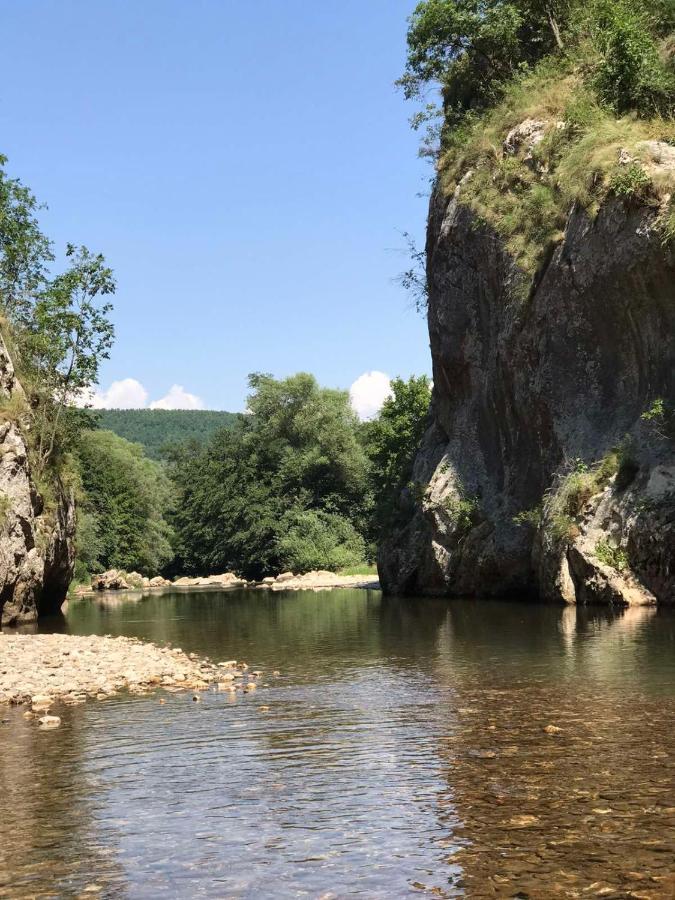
0 336 75 626
379 155 674 605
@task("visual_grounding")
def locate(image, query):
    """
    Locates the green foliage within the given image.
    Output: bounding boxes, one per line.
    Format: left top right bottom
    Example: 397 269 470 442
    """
76 429 175 576
442 494 480 532
589 0 675 117
641 397 674 439
72 508 104 583
398 1 572 136
0 156 115 504
90 408 237 460
0 385 29 424
0 491 10 529
545 452 621 542
360 375 431 539
609 163 656 202
397 232 429 312
513 505 543 527
275 509 366 573
338 563 379 577
438 58 675 277
660 200 675 245
0 155 52 323
20 244 115 475
402 2 675 276
170 373 372 579
595 539 630 571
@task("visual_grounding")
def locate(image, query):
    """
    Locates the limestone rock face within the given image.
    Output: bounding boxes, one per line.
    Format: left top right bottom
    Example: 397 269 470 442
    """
0 336 75 626
379 175 674 605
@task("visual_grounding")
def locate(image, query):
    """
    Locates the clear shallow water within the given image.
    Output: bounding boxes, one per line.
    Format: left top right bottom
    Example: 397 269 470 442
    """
0 590 674 898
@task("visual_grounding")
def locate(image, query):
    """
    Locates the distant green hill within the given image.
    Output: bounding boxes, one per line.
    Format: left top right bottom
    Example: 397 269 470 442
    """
90 409 238 459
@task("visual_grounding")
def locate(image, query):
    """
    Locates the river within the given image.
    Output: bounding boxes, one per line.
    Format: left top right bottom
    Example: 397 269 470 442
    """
1 588 674 897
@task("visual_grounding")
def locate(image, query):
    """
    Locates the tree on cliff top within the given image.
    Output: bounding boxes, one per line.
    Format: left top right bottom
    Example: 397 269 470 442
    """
399 1 674 145
398 0 575 132
22 244 115 474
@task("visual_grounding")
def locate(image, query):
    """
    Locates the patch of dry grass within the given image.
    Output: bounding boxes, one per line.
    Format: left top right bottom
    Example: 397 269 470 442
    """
438 58 675 280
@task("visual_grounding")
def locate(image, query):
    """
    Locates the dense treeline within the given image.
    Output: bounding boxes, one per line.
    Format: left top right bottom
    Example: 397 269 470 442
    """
165 373 431 579
74 429 175 580
91 408 237 460
72 371 431 582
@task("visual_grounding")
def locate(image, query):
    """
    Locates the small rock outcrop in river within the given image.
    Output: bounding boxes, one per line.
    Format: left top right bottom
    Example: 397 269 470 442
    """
256 570 380 591
0 336 75 627
379 134 674 606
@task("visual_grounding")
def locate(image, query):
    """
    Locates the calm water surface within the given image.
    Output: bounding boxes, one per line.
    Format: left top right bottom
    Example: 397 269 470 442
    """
1 589 674 898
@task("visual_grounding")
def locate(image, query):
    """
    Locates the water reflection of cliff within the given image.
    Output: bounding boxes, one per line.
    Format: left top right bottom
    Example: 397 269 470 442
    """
428 604 675 897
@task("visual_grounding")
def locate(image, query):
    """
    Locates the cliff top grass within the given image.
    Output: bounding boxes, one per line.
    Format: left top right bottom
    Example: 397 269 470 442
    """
438 59 675 277
401 1 675 281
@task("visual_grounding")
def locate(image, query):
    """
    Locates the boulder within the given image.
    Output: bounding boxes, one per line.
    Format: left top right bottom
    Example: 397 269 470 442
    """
91 570 131 592
148 576 170 587
275 571 295 583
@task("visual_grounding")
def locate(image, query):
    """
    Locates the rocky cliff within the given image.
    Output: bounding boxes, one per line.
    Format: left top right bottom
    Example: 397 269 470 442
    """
379 141 674 605
0 335 75 626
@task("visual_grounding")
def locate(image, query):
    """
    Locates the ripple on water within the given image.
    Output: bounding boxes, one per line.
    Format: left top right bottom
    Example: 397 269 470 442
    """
0 590 674 898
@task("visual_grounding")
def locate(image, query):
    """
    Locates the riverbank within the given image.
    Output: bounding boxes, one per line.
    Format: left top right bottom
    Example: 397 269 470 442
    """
0 633 256 709
76 568 380 596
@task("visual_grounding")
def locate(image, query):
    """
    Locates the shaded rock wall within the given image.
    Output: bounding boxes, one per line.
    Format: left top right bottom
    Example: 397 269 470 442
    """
0 336 75 626
379 179 674 605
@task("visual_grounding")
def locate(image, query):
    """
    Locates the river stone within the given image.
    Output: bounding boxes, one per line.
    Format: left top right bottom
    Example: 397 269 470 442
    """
38 715 61 728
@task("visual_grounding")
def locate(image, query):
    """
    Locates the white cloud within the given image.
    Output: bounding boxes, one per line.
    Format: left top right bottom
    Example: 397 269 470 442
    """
83 378 149 409
73 378 204 410
149 384 205 410
349 371 392 420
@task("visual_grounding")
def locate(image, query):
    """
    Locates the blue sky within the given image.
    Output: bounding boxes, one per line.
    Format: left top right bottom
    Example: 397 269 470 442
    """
0 0 432 413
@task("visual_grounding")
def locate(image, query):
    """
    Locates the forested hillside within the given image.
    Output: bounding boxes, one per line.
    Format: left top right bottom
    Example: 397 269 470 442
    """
92 409 237 459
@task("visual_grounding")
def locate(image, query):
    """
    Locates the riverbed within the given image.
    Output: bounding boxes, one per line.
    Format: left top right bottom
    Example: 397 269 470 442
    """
1 588 674 898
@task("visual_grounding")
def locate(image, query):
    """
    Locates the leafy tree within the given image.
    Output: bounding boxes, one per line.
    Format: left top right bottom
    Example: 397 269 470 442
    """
76 429 175 576
398 1 573 134
399 0 674 144
0 157 115 482
169 373 372 578
589 0 675 116
21 244 115 474
0 155 52 324
276 509 366 573
361 376 432 538
246 372 370 517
